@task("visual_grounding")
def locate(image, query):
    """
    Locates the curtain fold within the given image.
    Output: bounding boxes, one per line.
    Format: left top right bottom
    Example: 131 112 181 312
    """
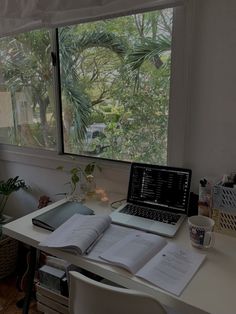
0 0 184 37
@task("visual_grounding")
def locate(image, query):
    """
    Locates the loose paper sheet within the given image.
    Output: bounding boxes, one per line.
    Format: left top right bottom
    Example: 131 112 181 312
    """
136 242 206 296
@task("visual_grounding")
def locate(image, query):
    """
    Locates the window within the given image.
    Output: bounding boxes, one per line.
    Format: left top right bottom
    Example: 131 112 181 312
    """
0 30 57 150
0 6 185 166
59 9 173 165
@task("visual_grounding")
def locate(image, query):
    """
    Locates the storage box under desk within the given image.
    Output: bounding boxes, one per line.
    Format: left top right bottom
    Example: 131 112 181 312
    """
36 283 69 314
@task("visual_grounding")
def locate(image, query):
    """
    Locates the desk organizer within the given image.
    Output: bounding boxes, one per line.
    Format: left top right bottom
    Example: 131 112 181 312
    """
212 185 236 237
0 235 18 278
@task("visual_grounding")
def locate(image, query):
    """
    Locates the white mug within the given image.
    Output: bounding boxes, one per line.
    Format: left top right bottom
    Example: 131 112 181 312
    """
188 215 215 249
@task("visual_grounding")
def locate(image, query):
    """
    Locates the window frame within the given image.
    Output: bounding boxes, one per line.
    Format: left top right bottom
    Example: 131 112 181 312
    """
0 2 192 171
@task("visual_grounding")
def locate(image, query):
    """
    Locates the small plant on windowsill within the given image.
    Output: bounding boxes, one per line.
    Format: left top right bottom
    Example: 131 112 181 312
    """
57 162 102 201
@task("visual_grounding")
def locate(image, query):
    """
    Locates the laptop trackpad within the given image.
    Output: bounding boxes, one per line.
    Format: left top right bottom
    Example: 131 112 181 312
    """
127 216 154 228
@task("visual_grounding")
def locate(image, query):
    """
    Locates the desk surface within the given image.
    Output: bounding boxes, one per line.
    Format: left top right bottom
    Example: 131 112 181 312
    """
3 198 236 314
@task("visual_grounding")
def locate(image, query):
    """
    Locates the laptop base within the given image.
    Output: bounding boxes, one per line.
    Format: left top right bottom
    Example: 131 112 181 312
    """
111 205 186 238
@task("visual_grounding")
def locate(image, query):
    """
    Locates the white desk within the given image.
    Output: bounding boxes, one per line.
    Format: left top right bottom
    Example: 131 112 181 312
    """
3 198 236 314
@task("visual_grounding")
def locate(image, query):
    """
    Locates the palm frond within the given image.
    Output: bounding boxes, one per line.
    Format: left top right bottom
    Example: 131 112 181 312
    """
59 28 127 60
58 28 128 144
76 31 127 58
127 35 171 71
62 79 91 144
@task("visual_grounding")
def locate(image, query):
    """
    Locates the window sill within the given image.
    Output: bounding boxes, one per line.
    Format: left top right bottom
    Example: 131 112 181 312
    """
0 144 131 173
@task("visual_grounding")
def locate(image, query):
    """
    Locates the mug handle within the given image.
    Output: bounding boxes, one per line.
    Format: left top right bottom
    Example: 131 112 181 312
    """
204 231 215 248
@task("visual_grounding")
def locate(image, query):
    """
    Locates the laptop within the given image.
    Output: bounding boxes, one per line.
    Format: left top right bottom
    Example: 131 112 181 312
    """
111 163 192 237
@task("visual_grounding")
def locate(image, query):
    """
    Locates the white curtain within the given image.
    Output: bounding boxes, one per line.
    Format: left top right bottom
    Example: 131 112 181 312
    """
0 0 184 37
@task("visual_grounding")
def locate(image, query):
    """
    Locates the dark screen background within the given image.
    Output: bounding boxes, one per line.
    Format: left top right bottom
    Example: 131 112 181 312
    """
128 164 191 212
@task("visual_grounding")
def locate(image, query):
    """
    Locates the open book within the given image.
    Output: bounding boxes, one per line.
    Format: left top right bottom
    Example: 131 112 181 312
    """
39 215 205 296
100 232 206 296
39 214 111 255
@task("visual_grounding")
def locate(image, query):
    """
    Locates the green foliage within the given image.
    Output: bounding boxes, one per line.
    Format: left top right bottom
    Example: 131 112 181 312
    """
0 29 56 149
126 36 171 71
0 8 173 165
74 30 127 57
0 176 29 217
0 176 28 196
57 162 101 196
70 168 80 193
60 9 173 164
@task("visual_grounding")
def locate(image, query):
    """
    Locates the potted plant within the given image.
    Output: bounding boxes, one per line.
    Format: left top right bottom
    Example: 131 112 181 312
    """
0 176 29 222
57 162 101 199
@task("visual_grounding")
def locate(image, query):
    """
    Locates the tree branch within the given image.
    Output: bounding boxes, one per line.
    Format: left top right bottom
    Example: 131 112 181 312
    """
91 90 107 106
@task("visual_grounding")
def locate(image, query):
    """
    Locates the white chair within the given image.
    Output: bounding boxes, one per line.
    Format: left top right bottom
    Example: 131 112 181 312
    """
69 271 181 314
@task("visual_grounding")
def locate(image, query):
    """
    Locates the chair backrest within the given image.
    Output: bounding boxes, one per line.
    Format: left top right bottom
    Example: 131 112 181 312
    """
69 271 167 314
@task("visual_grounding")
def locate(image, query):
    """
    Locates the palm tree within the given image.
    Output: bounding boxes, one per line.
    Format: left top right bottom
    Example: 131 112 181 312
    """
58 22 172 154
58 28 127 149
0 11 172 159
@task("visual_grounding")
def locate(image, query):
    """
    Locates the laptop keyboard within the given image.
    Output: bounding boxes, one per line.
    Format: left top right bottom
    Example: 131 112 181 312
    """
120 204 181 225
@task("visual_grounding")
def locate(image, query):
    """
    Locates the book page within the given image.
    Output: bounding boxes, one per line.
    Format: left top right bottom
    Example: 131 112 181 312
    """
136 243 206 296
39 214 111 254
86 224 138 262
100 232 167 273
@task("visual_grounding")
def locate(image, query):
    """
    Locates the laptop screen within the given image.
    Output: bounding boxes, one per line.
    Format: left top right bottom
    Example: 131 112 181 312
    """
127 163 192 213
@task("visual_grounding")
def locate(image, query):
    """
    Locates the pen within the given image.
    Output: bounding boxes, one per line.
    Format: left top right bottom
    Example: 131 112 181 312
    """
85 232 104 255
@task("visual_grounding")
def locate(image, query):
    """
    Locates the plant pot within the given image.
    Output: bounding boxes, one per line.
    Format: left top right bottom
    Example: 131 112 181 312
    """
80 175 96 199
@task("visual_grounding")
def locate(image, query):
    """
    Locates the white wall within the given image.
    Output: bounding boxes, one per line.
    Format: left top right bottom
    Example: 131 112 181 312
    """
1 0 236 216
184 0 236 190
0 154 130 218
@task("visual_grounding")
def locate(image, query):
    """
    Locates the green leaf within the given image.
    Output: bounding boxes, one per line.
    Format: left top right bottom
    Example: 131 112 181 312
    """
70 168 79 175
84 163 95 175
0 176 29 196
71 173 80 185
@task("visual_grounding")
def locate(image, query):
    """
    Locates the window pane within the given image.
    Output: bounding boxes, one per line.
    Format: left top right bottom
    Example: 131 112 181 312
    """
0 30 56 150
59 9 173 164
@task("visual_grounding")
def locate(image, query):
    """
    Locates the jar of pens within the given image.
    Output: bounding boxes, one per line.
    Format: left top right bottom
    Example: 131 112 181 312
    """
198 178 213 217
